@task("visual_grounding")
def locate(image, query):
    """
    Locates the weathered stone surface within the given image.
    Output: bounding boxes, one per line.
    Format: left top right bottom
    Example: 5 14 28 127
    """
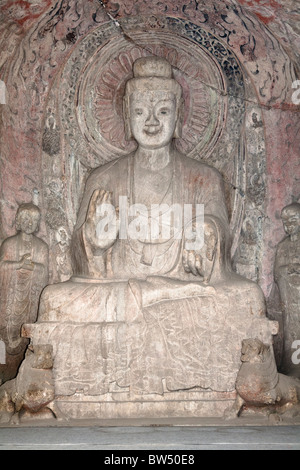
16 55 278 421
0 0 299 294
235 338 300 417
0 204 49 383
0 344 55 424
274 203 300 378
0 0 299 423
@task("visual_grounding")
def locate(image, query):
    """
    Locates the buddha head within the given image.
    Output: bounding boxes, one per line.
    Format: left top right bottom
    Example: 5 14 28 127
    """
16 203 41 235
123 56 184 149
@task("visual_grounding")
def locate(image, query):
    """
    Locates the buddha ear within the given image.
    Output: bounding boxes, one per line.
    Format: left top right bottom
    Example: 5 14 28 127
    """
15 219 21 231
174 98 184 139
15 210 21 231
123 96 133 141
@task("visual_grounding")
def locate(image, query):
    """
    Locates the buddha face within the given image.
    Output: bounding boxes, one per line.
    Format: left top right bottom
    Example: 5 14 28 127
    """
281 206 300 237
129 91 178 149
16 208 40 235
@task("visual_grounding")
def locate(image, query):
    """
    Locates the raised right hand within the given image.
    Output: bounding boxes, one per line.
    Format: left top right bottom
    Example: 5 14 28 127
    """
84 189 119 252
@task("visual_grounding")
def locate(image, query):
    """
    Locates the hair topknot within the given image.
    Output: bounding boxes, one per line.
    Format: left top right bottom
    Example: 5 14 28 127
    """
133 56 173 79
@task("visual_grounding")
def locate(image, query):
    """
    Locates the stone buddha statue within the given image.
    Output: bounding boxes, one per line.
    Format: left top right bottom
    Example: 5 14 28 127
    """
71 56 230 281
23 57 276 417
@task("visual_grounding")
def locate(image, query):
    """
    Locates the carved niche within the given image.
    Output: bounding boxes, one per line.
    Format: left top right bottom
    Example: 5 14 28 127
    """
41 16 266 284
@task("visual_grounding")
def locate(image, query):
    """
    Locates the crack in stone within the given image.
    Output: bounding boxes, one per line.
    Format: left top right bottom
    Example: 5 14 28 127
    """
85 2 272 220
96 2 297 111
97 0 122 29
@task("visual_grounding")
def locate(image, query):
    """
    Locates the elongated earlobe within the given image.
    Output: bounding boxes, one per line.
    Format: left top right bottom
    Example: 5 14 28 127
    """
174 98 184 139
123 96 133 141
15 217 21 231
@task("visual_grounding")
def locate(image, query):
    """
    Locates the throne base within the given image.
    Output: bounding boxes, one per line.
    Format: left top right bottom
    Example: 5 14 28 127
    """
54 390 237 420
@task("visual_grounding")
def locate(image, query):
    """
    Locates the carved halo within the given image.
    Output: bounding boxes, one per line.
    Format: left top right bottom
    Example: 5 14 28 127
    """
76 31 227 165
54 18 248 259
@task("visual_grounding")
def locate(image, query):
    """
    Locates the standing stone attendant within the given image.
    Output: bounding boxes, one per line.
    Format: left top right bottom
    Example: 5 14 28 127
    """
0 203 48 383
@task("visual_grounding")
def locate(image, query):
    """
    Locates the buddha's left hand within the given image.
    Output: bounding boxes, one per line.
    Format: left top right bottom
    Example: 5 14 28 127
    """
182 248 204 276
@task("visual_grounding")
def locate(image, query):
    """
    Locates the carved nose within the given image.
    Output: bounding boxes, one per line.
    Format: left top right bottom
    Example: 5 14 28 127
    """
146 112 159 126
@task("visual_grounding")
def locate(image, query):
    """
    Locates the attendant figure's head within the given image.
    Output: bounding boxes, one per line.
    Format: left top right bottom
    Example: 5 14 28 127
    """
281 202 300 240
123 56 184 150
16 203 41 235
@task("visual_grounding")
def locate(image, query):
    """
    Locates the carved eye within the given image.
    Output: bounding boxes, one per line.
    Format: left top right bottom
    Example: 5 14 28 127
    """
159 108 169 115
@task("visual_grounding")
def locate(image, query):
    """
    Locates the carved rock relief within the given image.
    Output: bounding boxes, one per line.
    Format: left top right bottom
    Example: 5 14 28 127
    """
0 0 298 290
43 15 249 283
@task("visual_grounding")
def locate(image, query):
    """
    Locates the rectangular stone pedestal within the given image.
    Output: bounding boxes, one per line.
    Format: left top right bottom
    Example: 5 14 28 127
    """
55 390 237 420
22 322 237 420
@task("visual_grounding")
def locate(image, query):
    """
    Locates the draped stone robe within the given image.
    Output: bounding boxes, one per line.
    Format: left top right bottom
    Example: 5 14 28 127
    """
72 150 230 279
0 232 48 382
275 235 300 377
35 150 275 396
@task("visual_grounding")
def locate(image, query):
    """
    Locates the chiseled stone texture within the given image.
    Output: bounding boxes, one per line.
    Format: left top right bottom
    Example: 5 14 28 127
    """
16 54 279 421
0 0 299 300
0 0 299 423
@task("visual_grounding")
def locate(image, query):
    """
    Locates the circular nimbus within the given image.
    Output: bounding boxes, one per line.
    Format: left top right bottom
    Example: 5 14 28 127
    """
76 31 227 165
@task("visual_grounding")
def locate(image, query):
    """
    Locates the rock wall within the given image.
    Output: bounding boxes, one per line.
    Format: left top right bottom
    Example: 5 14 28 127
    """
0 0 299 300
